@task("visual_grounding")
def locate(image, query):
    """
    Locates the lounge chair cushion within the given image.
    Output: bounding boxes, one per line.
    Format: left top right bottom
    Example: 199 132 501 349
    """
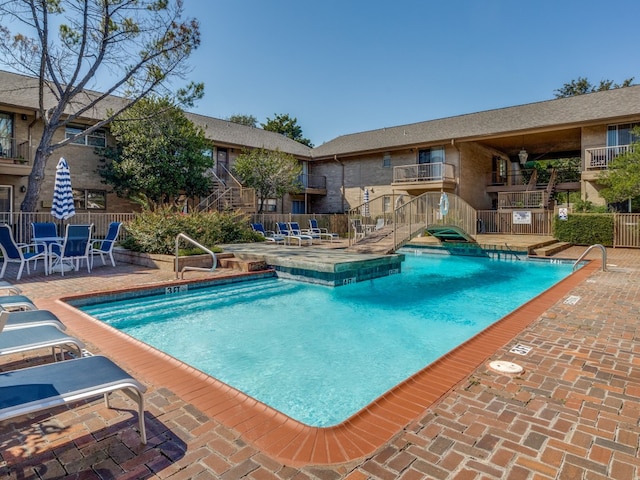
0 295 36 311
0 355 147 443
2 309 66 331
0 324 84 358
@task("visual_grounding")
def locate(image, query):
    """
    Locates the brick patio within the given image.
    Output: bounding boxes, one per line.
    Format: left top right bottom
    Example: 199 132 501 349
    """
1 245 639 479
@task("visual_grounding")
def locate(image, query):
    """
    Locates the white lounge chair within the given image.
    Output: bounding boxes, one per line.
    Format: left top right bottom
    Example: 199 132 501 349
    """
251 223 285 244
276 222 312 246
0 310 84 360
1 309 66 331
308 219 339 242
0 355 147 443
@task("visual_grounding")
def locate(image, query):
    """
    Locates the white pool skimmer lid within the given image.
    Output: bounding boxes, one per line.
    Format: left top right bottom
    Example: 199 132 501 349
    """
489 360 524 375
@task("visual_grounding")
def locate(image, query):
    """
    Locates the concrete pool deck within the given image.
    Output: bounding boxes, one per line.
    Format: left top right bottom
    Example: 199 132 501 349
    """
1 243 640 478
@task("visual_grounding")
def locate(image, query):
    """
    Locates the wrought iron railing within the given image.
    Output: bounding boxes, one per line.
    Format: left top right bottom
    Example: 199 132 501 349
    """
0 136 30 164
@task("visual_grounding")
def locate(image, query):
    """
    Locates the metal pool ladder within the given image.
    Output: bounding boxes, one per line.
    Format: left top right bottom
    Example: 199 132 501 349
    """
175 233 217 279
573 244 607 272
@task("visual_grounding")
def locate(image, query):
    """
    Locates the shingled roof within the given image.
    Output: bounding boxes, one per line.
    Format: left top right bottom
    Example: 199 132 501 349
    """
311 85 640 159
0 70 312 157
1 70 638 161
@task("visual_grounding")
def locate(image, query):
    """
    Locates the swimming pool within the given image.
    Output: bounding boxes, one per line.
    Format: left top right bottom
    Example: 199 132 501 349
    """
80 251 576 427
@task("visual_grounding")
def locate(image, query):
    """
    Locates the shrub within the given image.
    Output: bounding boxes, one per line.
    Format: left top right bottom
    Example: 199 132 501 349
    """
553 213 614 246
121 206 264 254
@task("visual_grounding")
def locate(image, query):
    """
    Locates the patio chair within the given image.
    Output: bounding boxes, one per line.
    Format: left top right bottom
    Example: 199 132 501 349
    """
1 309 66 331
0 355 147 443
308 219 339 242
250 223 285 244
49 224 93 276
0 310 84 361
31 222 60 271
276 222 312 246
90 222 122 268
0 224 48 280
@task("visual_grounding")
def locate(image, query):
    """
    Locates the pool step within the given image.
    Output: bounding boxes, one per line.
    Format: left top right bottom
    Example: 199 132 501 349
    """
532 241 572 257
218 256 268 272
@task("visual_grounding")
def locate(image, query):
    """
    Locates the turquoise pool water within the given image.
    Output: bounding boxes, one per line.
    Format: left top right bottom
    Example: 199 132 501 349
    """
80 251 575 426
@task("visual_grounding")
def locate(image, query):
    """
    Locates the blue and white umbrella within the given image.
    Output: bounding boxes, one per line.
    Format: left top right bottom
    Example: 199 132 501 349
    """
363 187 370 218
51 157 76 220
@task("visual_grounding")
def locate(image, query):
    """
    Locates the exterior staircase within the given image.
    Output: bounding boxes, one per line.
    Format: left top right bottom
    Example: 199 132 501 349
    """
196 172 255 213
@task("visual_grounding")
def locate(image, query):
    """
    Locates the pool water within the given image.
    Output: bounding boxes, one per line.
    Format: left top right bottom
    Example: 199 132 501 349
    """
80 251 575 426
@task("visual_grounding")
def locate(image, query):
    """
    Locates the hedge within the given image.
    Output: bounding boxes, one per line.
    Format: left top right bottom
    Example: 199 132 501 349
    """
553 213 614 246
121 207 264 254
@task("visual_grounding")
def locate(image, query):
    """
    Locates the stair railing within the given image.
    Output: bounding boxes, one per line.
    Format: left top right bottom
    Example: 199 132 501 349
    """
175 233 217 279
573 244 607 272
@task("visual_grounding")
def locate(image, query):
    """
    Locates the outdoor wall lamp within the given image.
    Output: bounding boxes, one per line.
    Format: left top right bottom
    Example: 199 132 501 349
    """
518 148 529 165
20 185 26 192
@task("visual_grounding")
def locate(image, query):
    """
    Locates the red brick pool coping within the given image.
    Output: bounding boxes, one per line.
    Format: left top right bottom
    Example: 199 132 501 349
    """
36 260 598 467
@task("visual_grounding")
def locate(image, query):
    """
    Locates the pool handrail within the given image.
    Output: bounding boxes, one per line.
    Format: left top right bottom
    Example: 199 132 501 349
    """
573 244 607 272
175 233 217 279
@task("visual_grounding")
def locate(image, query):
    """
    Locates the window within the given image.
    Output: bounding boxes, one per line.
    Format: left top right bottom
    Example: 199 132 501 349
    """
0 112 13 157
264 198 277 212
417 146 445 179
382 152 391 168
607 123 639 146
73 189 106 210
417 146 445 164
383 195 391 212
292 200 305 214
65 126 107 148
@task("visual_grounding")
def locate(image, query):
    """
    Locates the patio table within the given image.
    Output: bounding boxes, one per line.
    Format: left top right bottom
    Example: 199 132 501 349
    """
32 236 63 275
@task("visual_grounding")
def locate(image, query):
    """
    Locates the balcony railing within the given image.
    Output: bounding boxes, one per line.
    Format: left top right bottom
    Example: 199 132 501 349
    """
393 162 455 183
497 191 548 209
585 145 633 170
298 173 326 190
488 167 580 187
0 136 30 164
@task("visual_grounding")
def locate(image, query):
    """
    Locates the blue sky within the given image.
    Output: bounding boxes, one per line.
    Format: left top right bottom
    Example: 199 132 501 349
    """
179 1 638 145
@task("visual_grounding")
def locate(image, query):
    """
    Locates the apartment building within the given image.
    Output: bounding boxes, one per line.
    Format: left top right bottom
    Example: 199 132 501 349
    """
0 70 638 219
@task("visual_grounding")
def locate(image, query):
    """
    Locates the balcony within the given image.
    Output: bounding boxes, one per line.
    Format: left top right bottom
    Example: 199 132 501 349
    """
298 173 327 195
585 145 632 170
497 191 548 210
487 167 580 193
0 136 31 175
391 162 456 194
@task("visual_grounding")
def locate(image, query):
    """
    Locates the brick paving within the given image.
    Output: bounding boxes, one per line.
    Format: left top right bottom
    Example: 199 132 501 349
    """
1 245 640 479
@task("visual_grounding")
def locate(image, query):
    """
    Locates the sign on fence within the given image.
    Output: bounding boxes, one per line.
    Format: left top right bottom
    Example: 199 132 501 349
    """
512 210 532 225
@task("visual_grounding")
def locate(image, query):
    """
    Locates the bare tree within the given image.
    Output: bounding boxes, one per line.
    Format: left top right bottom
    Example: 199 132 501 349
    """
0 0 203 211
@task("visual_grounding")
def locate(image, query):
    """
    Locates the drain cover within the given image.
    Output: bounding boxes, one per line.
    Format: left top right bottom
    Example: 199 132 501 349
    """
488 361 524 375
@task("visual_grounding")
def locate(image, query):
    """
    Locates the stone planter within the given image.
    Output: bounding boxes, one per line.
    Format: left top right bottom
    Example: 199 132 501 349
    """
113 247 233 272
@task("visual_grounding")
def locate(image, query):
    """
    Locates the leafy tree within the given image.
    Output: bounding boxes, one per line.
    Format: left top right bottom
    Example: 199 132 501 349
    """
0 0 202 212
227 114 258 127
554 76 634 98
97 97 213 206
233 148 302 213
598 127 640 208
261 113 314 147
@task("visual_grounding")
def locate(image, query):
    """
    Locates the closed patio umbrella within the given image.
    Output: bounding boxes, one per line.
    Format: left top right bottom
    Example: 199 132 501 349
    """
51 157 75 221
50 157 75 273
363 187 370 218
